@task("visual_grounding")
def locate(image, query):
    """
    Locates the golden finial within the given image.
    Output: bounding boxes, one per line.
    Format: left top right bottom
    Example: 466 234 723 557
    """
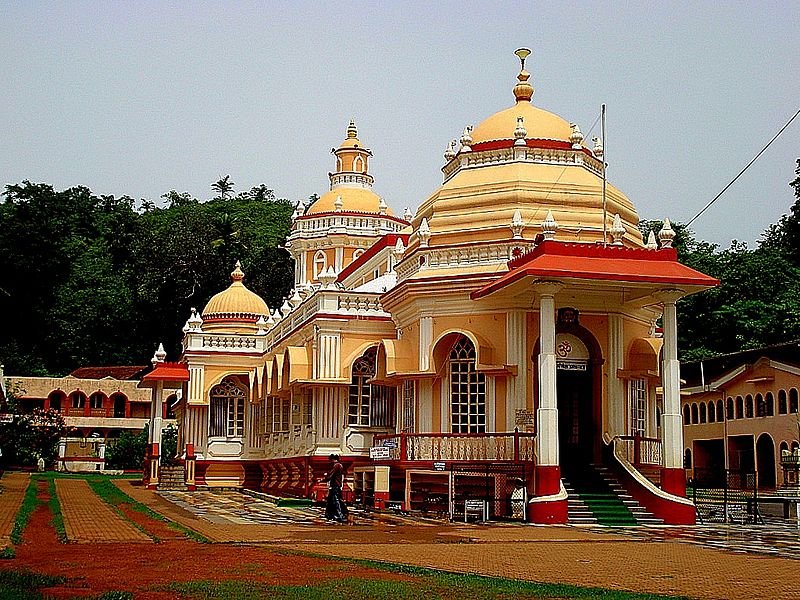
346 119 358 139
231 260 245 282
513 47 534 103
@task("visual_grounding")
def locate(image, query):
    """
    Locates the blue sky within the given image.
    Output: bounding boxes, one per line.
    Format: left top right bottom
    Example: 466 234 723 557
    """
2 1 798 246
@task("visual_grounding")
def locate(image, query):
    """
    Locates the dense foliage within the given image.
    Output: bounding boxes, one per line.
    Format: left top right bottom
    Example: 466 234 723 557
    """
0 390 69 468
0 181 294 375
0 160 798 371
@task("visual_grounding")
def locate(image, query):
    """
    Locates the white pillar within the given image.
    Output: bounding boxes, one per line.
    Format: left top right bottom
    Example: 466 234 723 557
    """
607 313 625 437
535 282 562 466
419 316 433 372
149 380 164 447
659 291 684 469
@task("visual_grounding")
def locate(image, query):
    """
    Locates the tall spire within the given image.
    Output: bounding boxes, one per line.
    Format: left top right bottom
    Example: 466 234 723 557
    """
513 47 534 103
346 119 358 139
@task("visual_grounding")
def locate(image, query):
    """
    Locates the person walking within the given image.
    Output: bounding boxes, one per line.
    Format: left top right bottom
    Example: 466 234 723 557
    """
323 454 348 523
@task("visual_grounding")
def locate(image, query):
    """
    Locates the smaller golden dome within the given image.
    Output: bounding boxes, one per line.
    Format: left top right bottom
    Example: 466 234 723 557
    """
307 188 392 215
202 261 269 319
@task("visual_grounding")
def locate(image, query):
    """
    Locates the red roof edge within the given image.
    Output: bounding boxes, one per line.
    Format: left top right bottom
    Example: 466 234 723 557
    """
337 233 411 282
470 138 595 157
507 240 679 269
140 362 190 383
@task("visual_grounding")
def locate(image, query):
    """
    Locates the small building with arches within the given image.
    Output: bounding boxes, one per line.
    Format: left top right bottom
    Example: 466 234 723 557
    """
3 365 180 471
681 342 800 489
172 50 717 524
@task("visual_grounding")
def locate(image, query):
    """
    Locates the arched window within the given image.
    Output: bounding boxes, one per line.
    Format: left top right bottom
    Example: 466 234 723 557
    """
717 399 724 421
793 441 800 451
348 347 396 427
353 155 364 172
449 337 486 433
209 379 246 438
48 391 64 412
779 390 788 414
313 250 327 279
166 394 178 419
691 403 699 424
708 401 715 423
70 391 86 409
736 396 744 419
756 393 766 417
683 405 691 425
780 441 789 454
726 397 734 420
89 392 105 410
745 395 754 418
791 389 799 414
684 448 692 469
699 403 706 423
766 392 774 417
111 393 127 418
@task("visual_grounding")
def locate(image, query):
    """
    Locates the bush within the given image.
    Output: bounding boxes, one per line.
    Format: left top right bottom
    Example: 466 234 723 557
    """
104 427 147 470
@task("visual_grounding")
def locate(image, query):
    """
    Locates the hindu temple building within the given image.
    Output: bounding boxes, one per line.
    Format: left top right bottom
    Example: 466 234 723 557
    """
168 49 719 524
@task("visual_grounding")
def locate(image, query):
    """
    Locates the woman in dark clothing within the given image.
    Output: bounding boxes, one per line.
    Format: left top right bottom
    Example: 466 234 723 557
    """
323 454 348 523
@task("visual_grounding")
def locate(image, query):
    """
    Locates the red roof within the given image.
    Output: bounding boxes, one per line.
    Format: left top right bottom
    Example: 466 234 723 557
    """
139 362 190 385
472 241 719 299
337 233 410 282
69 366 150 380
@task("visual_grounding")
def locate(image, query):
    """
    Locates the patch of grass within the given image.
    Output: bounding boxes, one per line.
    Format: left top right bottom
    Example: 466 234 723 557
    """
10 479 40 545
93 592 134 600
0 547 15 559
273 551 689 600
46 477 67 543
0 568 66 600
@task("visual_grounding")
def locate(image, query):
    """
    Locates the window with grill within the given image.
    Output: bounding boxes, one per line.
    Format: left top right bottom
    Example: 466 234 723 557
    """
71 393 86 409
449 337 486 433
270 396 290 432
209 379 246 437
628 379 647 436
263 396 274 434
402 380 415 432
348 347 397 427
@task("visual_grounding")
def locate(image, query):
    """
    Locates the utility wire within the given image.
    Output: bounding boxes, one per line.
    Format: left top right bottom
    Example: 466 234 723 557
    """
686 108 800 227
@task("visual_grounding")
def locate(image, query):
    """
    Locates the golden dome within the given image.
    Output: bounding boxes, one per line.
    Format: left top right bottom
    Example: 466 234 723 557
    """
307 188 392 215
202 262 269 320
471 50 572 144
471 101 573 144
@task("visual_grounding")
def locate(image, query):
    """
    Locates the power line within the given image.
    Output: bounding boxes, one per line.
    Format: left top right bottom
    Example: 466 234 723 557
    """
686 108 800 227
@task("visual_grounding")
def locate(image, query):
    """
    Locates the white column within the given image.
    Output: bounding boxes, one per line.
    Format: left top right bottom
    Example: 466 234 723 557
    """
335 246 344 272
534 282 562 466
506 310 527 430
659 291 684 469
149 380 164 446
419 316 433 371
607 313 625 437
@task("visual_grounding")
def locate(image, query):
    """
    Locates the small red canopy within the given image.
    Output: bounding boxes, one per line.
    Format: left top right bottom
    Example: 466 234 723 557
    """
472 240 719 299
138 362 190 388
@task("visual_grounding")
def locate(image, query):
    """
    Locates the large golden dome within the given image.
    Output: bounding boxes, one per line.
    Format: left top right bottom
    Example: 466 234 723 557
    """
202 262 269 326
471 101 573 144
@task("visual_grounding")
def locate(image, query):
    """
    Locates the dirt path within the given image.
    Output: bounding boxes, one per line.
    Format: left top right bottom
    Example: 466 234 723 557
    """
0 472 28 547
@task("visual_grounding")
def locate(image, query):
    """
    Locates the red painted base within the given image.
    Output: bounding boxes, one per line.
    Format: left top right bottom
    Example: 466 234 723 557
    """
660 468 686 497
535 465 561 496
529 465 567 524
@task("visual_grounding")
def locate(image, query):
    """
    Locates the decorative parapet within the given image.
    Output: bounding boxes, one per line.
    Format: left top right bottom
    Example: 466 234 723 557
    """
395 240 537 283
263 289 390 351
442 143 604 183
183 332 267 354
290 213 407 239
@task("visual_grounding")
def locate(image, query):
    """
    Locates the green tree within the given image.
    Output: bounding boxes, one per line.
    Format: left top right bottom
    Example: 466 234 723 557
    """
0 391 69 468
211 175 235 200
104 426 148 470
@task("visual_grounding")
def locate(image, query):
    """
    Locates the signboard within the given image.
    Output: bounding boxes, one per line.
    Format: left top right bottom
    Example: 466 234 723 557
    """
433 461 446 471
556 360 587 371
0 414 13 424
382 440 397 448
515 409 534 426
369 446 391 460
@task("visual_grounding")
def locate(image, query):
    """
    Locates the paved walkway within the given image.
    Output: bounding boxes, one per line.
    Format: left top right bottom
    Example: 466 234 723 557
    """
0 472 29 547
106 482 800 599
56 479 150 543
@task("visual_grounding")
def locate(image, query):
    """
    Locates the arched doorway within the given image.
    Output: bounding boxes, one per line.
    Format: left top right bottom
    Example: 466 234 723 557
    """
756 433 776 489
555 333 592 464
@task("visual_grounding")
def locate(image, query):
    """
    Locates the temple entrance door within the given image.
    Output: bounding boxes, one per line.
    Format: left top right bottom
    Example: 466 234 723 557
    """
554 332 593 468
557 367 592 465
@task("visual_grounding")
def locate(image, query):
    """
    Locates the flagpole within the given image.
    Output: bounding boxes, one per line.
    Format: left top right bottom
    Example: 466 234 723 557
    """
601 103 607 247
